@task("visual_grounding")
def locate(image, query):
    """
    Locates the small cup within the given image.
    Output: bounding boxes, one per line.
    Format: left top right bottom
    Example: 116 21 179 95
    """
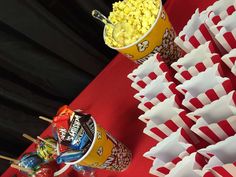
66 117 132 171
104 0 182 65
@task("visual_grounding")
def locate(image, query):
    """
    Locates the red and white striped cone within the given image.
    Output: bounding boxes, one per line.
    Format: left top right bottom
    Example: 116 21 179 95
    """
175 9 220 54
177 64 232 111
204 0 236 30
143 111 197 142
199 135 236 177
128 54 169 91
138 95 182 124
190 91 236 144
171 41 217 73
222 49 236 76
134 72 172 102
167 152 211 177
144 128 196 176
174 54 221 83
138 82 178 113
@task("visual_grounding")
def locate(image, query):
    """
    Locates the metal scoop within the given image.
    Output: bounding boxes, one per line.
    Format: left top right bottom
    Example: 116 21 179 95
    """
92 10 133 45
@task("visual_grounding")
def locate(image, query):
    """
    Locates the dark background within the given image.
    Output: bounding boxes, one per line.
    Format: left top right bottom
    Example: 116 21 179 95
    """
0 0 166 174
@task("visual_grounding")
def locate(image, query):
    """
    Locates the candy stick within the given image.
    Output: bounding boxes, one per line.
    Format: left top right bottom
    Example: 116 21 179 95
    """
38 116 53 123
22 134 38 143
10 164 34 174
37 136 56 149
0 155 19 164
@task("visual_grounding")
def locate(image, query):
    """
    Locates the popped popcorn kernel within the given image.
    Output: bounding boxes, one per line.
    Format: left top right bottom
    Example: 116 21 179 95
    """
104 0 161 48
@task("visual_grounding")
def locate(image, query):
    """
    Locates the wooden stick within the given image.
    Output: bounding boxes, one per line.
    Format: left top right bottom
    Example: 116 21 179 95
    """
38 116 53 123
10 164 34 174
22 134 37 143
0 155 19 164
37 136 56 148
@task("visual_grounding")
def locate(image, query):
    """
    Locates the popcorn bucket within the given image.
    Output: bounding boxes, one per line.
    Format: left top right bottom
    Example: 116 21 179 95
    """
66 117 132 171
104 0 182 65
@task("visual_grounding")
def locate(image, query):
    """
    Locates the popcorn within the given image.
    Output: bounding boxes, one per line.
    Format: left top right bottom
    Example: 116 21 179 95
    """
104 0 161 48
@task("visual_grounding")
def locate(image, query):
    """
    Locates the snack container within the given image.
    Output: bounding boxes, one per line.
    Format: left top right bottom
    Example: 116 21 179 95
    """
106 0 182 64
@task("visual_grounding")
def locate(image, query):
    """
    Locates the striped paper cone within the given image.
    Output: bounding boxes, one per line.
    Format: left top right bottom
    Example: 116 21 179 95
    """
199 135 236 177
138 95 181 124
143 128 196 176
213 12 236 52
134 73 171 102
190 91 236 144
143 111 197 142
174 54 221 83
222 49 236 76
203 0 236 30
131 60 169 91
167 152 211 177
209 162 236 177
171 41 217 73
127 54 158 81
191 116 236 145
128 54 169 91
138 82 178 113
174 9 219 54
177 64 232 111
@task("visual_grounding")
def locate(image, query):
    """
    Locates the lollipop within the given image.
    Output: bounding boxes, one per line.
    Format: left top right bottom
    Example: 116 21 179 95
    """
10 157 59 177
1 153 43 176
22 134 57 162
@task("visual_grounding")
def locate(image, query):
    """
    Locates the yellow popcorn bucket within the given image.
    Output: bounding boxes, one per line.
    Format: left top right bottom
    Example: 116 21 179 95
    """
68 117 132 171
104 0 182 65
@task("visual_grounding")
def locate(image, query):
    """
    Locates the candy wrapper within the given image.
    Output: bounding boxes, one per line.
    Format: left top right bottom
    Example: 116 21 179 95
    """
36 138 57 162
138 81 178 113
139 95 181 124
198 135 236 177
128 54 169 91
171 42 217 73
176 64 232 111
19 153 44 171
213 12 236 52
143 128 196 176
222 49 236 76
189 91 236 144
174 9 218 53
143 111 197 142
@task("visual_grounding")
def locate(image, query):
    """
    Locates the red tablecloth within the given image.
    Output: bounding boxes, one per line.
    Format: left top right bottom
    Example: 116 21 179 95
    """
2 0 217 176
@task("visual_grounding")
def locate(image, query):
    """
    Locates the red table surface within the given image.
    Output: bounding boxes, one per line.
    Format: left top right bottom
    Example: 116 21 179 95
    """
2 0 217 177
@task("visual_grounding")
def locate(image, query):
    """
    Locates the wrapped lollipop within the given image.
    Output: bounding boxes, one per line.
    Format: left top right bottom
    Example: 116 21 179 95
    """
0 153 43 176
22 134 57 162
11 157 58 177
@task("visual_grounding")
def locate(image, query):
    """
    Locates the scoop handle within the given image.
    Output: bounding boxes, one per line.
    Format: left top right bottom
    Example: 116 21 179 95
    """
92 10 113 26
